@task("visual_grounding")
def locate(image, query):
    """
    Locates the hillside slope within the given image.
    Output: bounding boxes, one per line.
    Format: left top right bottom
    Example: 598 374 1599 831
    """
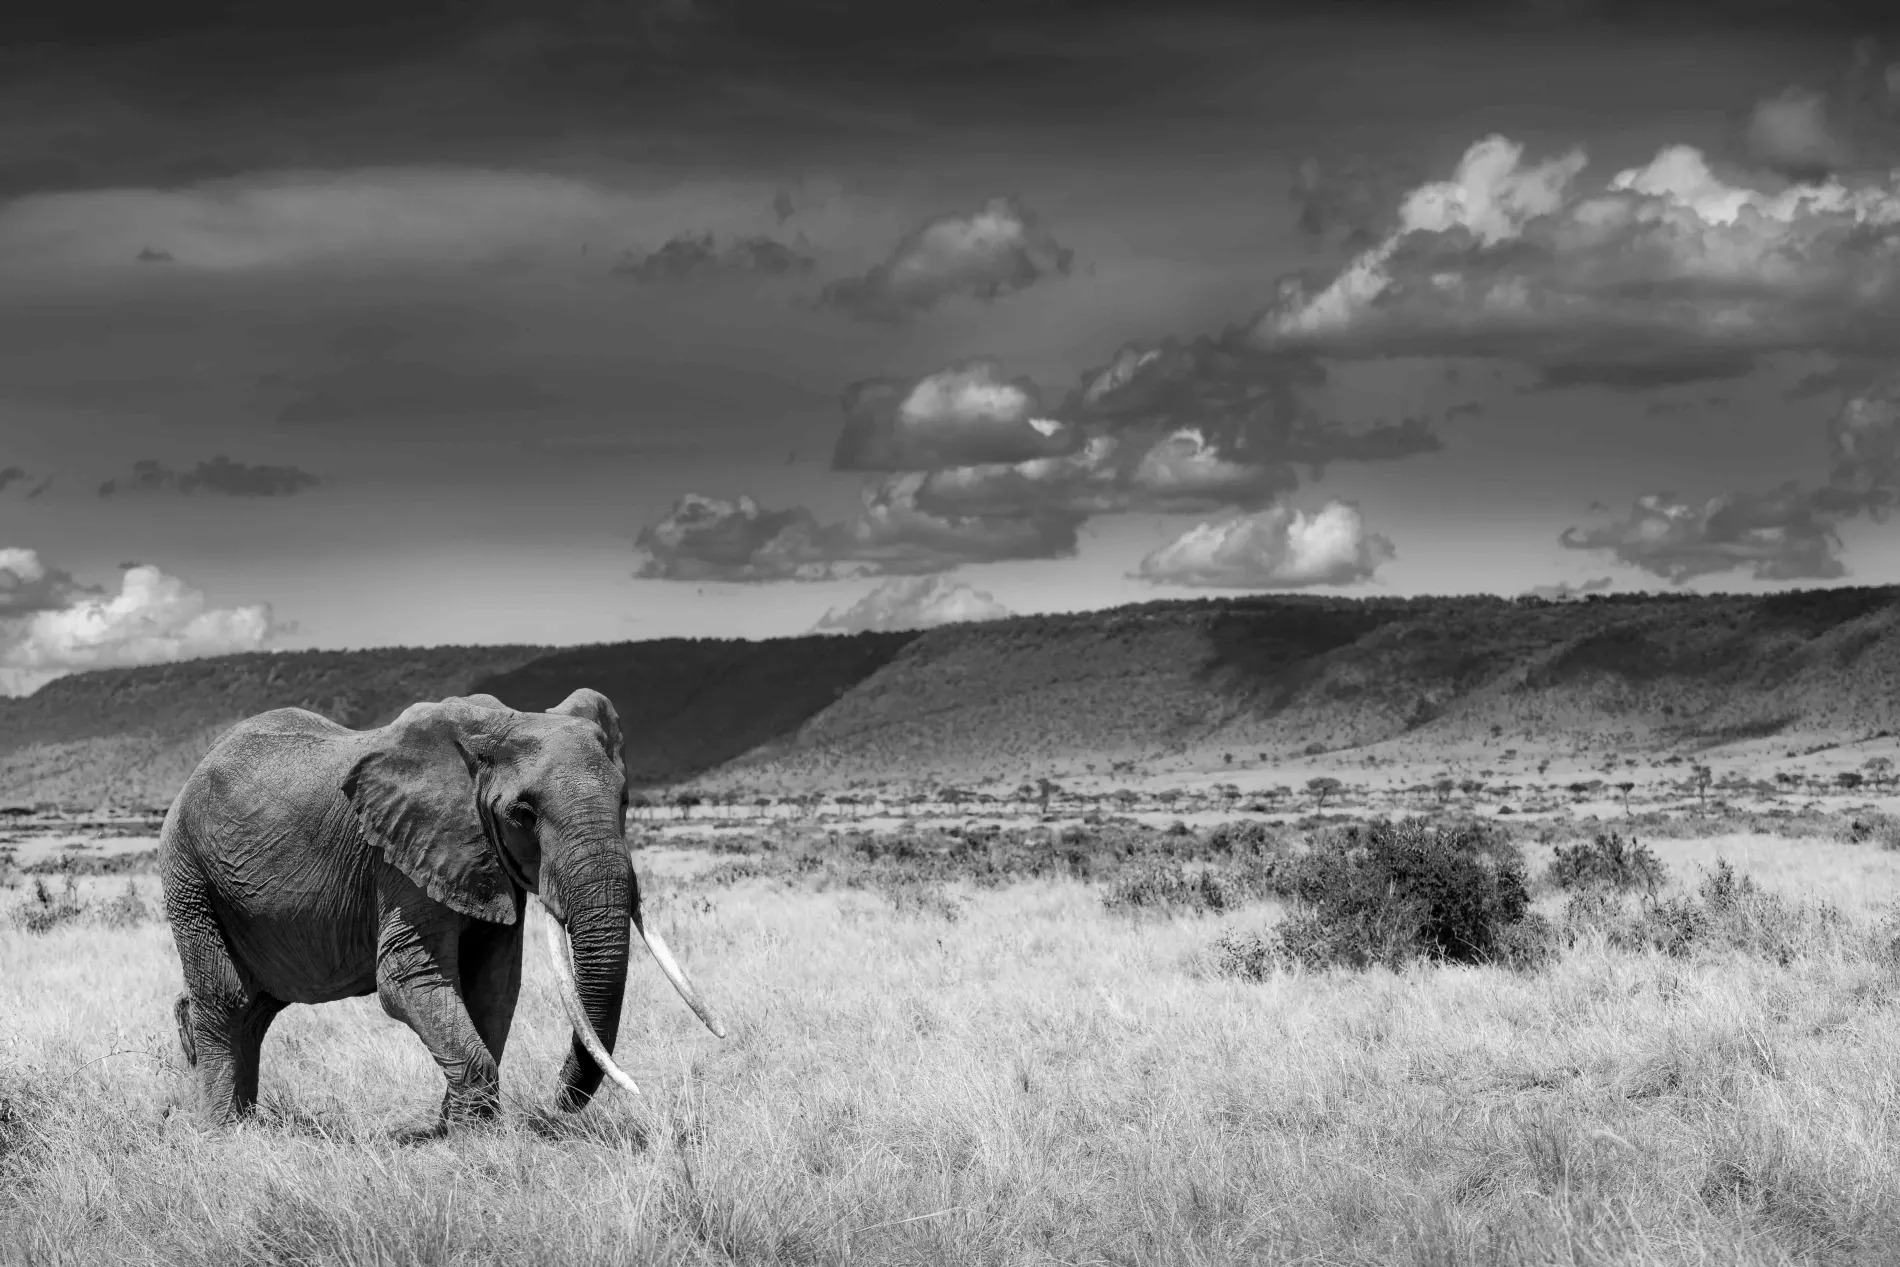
0 634 920 806
711 588 1900 787
472 632 920 784
8 588 1900 806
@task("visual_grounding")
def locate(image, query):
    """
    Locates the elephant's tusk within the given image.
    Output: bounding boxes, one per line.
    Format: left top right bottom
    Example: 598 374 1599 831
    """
635 913 728 1040
536 897 643 1098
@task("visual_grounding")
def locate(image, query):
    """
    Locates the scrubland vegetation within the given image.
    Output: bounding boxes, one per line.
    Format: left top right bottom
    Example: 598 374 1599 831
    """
6 809 1900 1265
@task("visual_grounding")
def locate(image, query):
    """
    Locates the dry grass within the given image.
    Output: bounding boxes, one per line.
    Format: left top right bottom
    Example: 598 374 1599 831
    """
5 837 1900 1265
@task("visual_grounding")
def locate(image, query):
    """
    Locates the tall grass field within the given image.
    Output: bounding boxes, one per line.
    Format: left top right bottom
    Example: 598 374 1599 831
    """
5 819 1900 1265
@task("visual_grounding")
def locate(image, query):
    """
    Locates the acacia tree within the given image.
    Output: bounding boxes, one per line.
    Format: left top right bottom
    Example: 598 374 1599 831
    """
1688 764 1713 811
1863 756 1893 791
1616 781 1635 814
1307 776 1343 811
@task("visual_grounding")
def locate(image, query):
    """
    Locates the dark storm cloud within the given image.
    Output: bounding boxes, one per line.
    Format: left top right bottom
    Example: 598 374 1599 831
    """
96 456 320 498
610 232 815 282
817 197 1074 324
631 484 1082 581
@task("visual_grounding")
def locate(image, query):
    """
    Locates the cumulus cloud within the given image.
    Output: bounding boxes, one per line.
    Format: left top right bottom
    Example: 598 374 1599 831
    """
833 359 1083 471
810 574 1012 634
631 482 1079 583
1060 335 1441 469
97 455 320 498
1252 134 1900 377
0 552 273 682
818 196 1073 322
1134 501 1395 590
915 429 1295 518
631 494 835 582
1827 369 1900 498
611 232 815 281
1558 484 1865 582
1742 39 1900 181
0 548 95 615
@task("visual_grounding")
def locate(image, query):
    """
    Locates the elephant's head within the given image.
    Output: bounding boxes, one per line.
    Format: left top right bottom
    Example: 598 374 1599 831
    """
340 687 722 1109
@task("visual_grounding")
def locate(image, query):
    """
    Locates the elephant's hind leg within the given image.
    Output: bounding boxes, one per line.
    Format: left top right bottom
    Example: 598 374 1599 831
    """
166 887 287 1123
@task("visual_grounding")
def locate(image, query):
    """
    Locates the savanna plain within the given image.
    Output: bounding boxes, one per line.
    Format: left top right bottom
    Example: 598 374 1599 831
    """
6 791 1900 1267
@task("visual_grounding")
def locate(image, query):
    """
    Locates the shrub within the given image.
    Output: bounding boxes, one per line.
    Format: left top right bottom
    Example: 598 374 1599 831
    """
98 878 152 928
14 873 83 934
1102 861 1272 918
1546 832 1666 893
1239 818 1537 972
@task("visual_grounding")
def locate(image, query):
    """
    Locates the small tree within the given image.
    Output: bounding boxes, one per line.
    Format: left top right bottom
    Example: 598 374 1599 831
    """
1307 776 1343 811
1863 756 1893 790
1615 781 1635 813
1688 764 1712 810
1433 777 1455 806
1459 778 1485 800
673 791 702 820
1838 770 1865 794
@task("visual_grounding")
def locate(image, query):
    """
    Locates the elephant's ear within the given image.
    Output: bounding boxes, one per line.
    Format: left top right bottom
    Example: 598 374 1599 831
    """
341 703 517 925
547 688 625 774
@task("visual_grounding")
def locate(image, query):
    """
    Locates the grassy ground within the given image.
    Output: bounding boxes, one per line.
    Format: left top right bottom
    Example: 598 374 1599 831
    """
5 830 1900 1265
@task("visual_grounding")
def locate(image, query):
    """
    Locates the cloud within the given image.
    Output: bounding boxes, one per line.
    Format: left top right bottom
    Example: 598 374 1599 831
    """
1742 39 1900 181
1060 335 1441 469
631 482 1079 582
1521 576 1613 602
1251 134 1900 376
0 467 26 495
818 196 1073 322
1558 483 1866 582
811 574 1012 634
1743 89 1858 182
834 475 1082 573
0 553 273 680
833 359 1082 471
0 548 96 615
1827 369 1900 497
631 494 835 582
915 429 1296 518
0 168 838 279
611 232 815 282
97 455 320 498
1288 152 1428 253
1134 501 1395 589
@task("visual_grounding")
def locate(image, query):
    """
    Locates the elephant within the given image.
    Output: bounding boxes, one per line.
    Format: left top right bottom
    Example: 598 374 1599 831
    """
158 687 723 1132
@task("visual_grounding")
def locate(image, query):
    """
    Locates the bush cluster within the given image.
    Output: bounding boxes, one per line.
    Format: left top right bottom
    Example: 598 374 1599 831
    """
1546 832 1666 893
1559 858 1855 966
9 871 153 934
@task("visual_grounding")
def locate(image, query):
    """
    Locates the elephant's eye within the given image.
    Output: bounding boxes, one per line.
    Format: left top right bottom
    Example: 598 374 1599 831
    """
509 803 537 830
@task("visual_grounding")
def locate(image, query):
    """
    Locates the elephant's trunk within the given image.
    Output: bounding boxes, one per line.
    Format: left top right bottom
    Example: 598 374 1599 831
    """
540 850 635 1109
539 898 641 1097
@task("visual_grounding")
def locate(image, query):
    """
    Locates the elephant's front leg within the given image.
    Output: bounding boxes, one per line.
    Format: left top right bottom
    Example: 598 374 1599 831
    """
374 872 503 1130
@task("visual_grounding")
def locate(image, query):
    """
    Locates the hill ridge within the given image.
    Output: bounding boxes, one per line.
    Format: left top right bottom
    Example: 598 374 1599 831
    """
5 587 1900 805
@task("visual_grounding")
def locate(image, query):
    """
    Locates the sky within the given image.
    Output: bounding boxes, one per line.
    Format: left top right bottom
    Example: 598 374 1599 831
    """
8 0 1900 691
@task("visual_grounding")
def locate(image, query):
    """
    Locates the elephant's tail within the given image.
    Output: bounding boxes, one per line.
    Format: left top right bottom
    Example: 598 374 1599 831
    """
173 994 197 1067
